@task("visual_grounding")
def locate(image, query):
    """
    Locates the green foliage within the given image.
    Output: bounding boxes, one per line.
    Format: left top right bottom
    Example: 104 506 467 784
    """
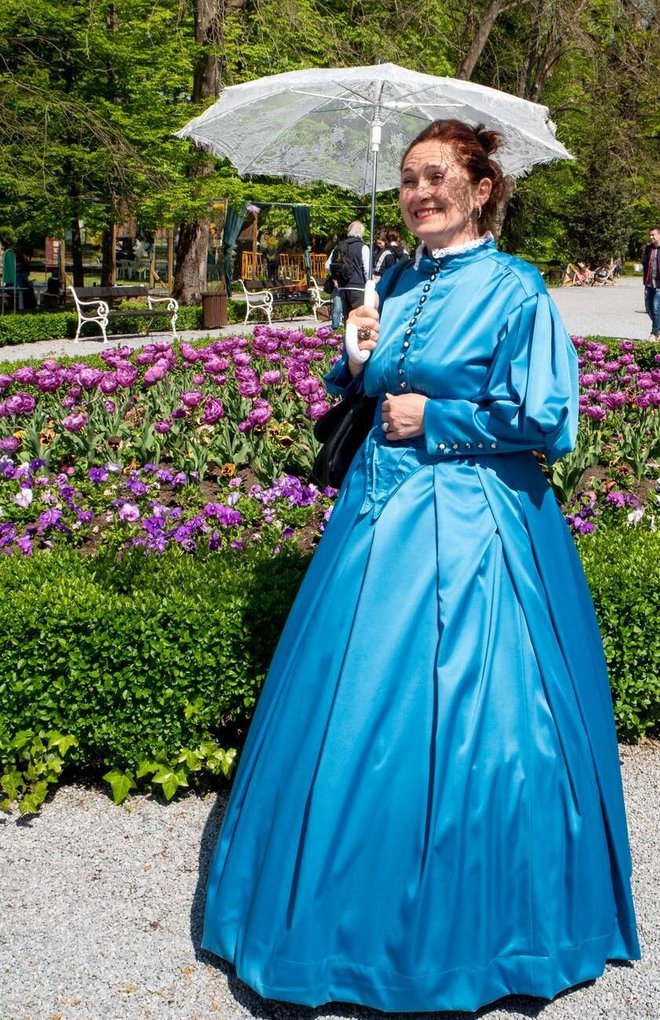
578 528 660 742
0 727 78 814
0 306 203 347
0 300 316 347
546 422 603 504
104 740 237 805
0 544 310 786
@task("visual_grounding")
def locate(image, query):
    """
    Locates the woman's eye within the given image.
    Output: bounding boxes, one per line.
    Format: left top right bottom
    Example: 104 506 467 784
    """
430 173 444 183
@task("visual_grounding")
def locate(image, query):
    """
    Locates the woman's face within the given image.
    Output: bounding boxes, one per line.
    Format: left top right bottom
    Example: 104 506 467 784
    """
399 140 492 250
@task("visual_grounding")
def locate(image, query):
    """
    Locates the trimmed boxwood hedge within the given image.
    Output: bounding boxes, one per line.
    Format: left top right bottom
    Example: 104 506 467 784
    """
577 527 660 742
0 527 658 795
0 545 309 773
0 300 316 347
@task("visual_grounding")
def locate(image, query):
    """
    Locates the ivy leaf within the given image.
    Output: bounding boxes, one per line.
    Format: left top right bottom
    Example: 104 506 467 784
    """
151 768 189 801
46 732 77 755
1 768 25 802
103 769 136 805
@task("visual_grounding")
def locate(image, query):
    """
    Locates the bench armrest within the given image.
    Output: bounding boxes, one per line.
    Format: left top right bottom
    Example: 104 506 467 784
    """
147 296 179 310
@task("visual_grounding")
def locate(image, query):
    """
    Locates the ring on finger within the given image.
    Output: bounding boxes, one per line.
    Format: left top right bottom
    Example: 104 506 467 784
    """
357 326 372 342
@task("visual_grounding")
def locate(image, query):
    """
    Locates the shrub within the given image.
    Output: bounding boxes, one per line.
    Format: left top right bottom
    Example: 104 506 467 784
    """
0 544 309 780
577 527 660 741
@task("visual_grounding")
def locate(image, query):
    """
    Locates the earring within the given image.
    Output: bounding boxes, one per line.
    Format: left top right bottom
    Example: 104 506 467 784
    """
475 205 482 220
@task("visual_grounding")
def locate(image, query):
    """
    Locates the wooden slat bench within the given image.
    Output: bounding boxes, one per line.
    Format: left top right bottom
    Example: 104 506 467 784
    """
69 285 178 342
235 279 327 324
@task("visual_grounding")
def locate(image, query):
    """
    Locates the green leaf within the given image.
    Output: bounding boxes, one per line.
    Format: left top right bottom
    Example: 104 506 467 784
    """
103 769 137 805
151 767 188 801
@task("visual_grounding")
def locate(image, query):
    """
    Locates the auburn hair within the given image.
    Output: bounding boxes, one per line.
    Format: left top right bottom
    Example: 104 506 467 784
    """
400 119 506 234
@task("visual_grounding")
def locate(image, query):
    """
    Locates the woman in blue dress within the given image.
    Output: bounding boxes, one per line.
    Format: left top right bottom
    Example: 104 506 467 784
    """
202 120 640 1013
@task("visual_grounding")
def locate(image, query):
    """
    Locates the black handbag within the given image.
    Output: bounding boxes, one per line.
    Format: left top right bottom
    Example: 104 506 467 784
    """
312 392 378 488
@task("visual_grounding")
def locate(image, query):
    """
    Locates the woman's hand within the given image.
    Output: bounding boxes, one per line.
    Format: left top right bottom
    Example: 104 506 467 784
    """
346 297 380 377
381 392 427 441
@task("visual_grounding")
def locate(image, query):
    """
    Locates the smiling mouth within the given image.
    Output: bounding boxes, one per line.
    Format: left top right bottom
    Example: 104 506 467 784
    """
414 207 444 220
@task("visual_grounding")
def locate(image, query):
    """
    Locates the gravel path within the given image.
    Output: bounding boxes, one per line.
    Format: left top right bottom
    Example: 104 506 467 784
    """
1 742 658 1020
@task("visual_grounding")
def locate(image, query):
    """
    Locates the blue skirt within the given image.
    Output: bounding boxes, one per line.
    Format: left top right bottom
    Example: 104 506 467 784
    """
202 445 640 1013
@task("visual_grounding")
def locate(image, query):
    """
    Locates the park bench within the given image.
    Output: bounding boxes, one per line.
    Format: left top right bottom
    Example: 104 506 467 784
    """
69 285 178 342
235 277 329 325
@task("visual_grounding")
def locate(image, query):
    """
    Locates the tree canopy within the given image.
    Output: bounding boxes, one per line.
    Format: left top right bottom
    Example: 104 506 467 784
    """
0 0 658 293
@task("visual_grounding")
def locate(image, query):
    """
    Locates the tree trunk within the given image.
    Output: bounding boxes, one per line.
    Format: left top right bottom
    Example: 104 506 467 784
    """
173 0 231 305
456 0 507 80
70 200 85 288
173 217 210 304
101 224 117 287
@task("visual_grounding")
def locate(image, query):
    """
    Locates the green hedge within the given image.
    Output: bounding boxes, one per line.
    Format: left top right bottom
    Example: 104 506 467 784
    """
0 545 308 774
0 300 315 347
577 527 660 741
0 306 203 346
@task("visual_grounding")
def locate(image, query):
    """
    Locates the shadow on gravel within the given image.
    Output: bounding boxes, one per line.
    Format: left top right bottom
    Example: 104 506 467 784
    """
190 793 225 956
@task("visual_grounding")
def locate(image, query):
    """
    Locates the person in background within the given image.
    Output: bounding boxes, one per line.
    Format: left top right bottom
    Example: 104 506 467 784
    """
642 226 660 340
15 253 36 310
325 221 369 322
43 269 64 310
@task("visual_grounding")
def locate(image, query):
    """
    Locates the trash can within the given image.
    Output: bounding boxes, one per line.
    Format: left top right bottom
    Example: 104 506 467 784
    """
202 292 228 329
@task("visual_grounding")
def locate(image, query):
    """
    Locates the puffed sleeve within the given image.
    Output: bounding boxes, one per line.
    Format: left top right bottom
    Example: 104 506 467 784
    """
423 292 578 464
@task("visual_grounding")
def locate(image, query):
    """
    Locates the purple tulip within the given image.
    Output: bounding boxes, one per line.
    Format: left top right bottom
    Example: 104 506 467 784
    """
179 343 200 362
308 399 330 420
62 412 88 432
2 392 37 416
143 360 169 385
35 369 62 392
201 398 225 424
79 367 104 389
13 366 37 385
113 364 136 388
135 350 157 365
0 436 20 453
248 402 272 426
100 373 119 395
238 379 261 398
180 391 204 408
260 370 282 385
154 421 172 434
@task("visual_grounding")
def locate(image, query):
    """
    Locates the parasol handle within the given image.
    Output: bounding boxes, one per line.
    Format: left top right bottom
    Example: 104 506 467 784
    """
345 279 377 364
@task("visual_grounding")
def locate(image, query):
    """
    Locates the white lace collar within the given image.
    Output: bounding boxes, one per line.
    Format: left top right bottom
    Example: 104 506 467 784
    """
414 232 494 269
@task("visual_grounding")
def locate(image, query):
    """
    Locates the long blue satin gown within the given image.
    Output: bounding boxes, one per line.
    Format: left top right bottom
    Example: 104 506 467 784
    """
202 237 640 1013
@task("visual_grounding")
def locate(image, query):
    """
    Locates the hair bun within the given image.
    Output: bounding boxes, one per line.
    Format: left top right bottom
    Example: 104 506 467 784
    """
474 124 504 156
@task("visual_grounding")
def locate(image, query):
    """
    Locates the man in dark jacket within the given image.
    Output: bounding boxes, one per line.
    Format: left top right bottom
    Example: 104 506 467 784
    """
325 221 369 323
642 226 660 340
